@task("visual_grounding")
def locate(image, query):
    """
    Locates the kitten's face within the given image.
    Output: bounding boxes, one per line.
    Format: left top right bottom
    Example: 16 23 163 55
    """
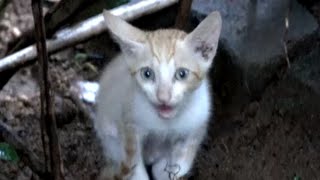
103 10 222 119
130 31 204 119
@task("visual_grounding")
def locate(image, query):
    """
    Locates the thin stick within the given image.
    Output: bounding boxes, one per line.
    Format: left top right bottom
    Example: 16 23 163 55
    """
32 0 64 179
0 0 178 72
282 0 291 69
32 0 48 174
174 0 193 30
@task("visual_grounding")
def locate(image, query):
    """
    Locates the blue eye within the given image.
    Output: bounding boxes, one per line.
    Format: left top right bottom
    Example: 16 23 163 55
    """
140 67 155 81
175 68 189 80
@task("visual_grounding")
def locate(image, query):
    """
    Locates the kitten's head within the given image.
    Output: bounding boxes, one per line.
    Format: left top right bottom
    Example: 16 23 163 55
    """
103 10 222 119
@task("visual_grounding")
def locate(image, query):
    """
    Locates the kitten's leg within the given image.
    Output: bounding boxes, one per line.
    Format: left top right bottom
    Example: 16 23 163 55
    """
130 154 149 180
98 155 148 180
152 142 198 180
96 120 126 179
152 126 207 180
123 124 149 180
97 122 149 180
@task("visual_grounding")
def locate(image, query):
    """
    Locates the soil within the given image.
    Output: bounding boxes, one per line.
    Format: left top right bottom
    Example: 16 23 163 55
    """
0 1 319 180
194 77 320 180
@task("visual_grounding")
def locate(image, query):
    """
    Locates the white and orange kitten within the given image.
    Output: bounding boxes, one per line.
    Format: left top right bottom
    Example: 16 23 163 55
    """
94 10 222 180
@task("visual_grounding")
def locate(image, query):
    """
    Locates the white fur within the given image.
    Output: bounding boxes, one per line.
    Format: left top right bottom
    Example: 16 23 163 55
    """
95 56 211 180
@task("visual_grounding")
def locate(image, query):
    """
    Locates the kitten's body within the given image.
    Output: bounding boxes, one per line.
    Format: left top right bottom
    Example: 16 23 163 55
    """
95 11 221 180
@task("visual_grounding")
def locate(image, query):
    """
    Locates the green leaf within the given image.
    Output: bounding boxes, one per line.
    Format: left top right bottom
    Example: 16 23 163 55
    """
0 142 19 163
74 53 88 62
293 175 301 180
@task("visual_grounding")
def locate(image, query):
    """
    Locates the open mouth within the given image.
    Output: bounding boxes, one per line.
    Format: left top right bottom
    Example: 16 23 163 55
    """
155 104 176 119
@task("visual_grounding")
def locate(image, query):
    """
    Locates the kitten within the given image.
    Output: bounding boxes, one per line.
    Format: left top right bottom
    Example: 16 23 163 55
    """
95 10 222 180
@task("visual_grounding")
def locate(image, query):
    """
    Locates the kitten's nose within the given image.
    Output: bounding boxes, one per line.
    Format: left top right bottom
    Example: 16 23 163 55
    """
157 88 171 104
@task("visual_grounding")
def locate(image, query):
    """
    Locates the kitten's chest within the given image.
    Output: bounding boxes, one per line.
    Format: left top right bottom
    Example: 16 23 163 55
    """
142 132 186 165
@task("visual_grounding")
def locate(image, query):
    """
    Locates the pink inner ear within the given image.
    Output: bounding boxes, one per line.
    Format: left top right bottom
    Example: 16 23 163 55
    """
194 41 214 61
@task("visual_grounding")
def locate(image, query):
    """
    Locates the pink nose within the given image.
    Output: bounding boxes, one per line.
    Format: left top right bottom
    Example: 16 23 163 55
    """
157 88 171 104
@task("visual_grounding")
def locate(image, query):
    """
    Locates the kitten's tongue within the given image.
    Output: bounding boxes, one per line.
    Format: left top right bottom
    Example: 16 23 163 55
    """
157 104 174 119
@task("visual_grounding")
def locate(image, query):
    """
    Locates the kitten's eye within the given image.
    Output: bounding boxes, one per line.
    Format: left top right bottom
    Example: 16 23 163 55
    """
175 68 189 81
140 67 155 81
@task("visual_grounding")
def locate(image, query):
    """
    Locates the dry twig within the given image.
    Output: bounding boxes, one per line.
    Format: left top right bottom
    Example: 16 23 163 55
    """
0 0 178 90
0 0 178 72
32 0 64 179
282 0 291 69
6 0 92 55
174 0 193 30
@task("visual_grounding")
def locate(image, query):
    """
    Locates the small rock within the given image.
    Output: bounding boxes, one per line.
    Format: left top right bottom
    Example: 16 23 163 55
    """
54 95 78 128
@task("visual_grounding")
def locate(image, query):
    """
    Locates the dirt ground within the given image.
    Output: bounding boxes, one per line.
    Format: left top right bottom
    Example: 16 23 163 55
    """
0 1 320 180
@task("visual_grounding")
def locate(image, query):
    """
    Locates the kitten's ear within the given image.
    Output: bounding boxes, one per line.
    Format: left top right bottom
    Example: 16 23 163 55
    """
184 11 222 65
103 10 146 55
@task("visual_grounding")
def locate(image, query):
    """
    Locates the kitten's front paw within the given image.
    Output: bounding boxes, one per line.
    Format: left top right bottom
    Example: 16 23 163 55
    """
152 159 181 180
130 162 149 180
98 162 135 180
